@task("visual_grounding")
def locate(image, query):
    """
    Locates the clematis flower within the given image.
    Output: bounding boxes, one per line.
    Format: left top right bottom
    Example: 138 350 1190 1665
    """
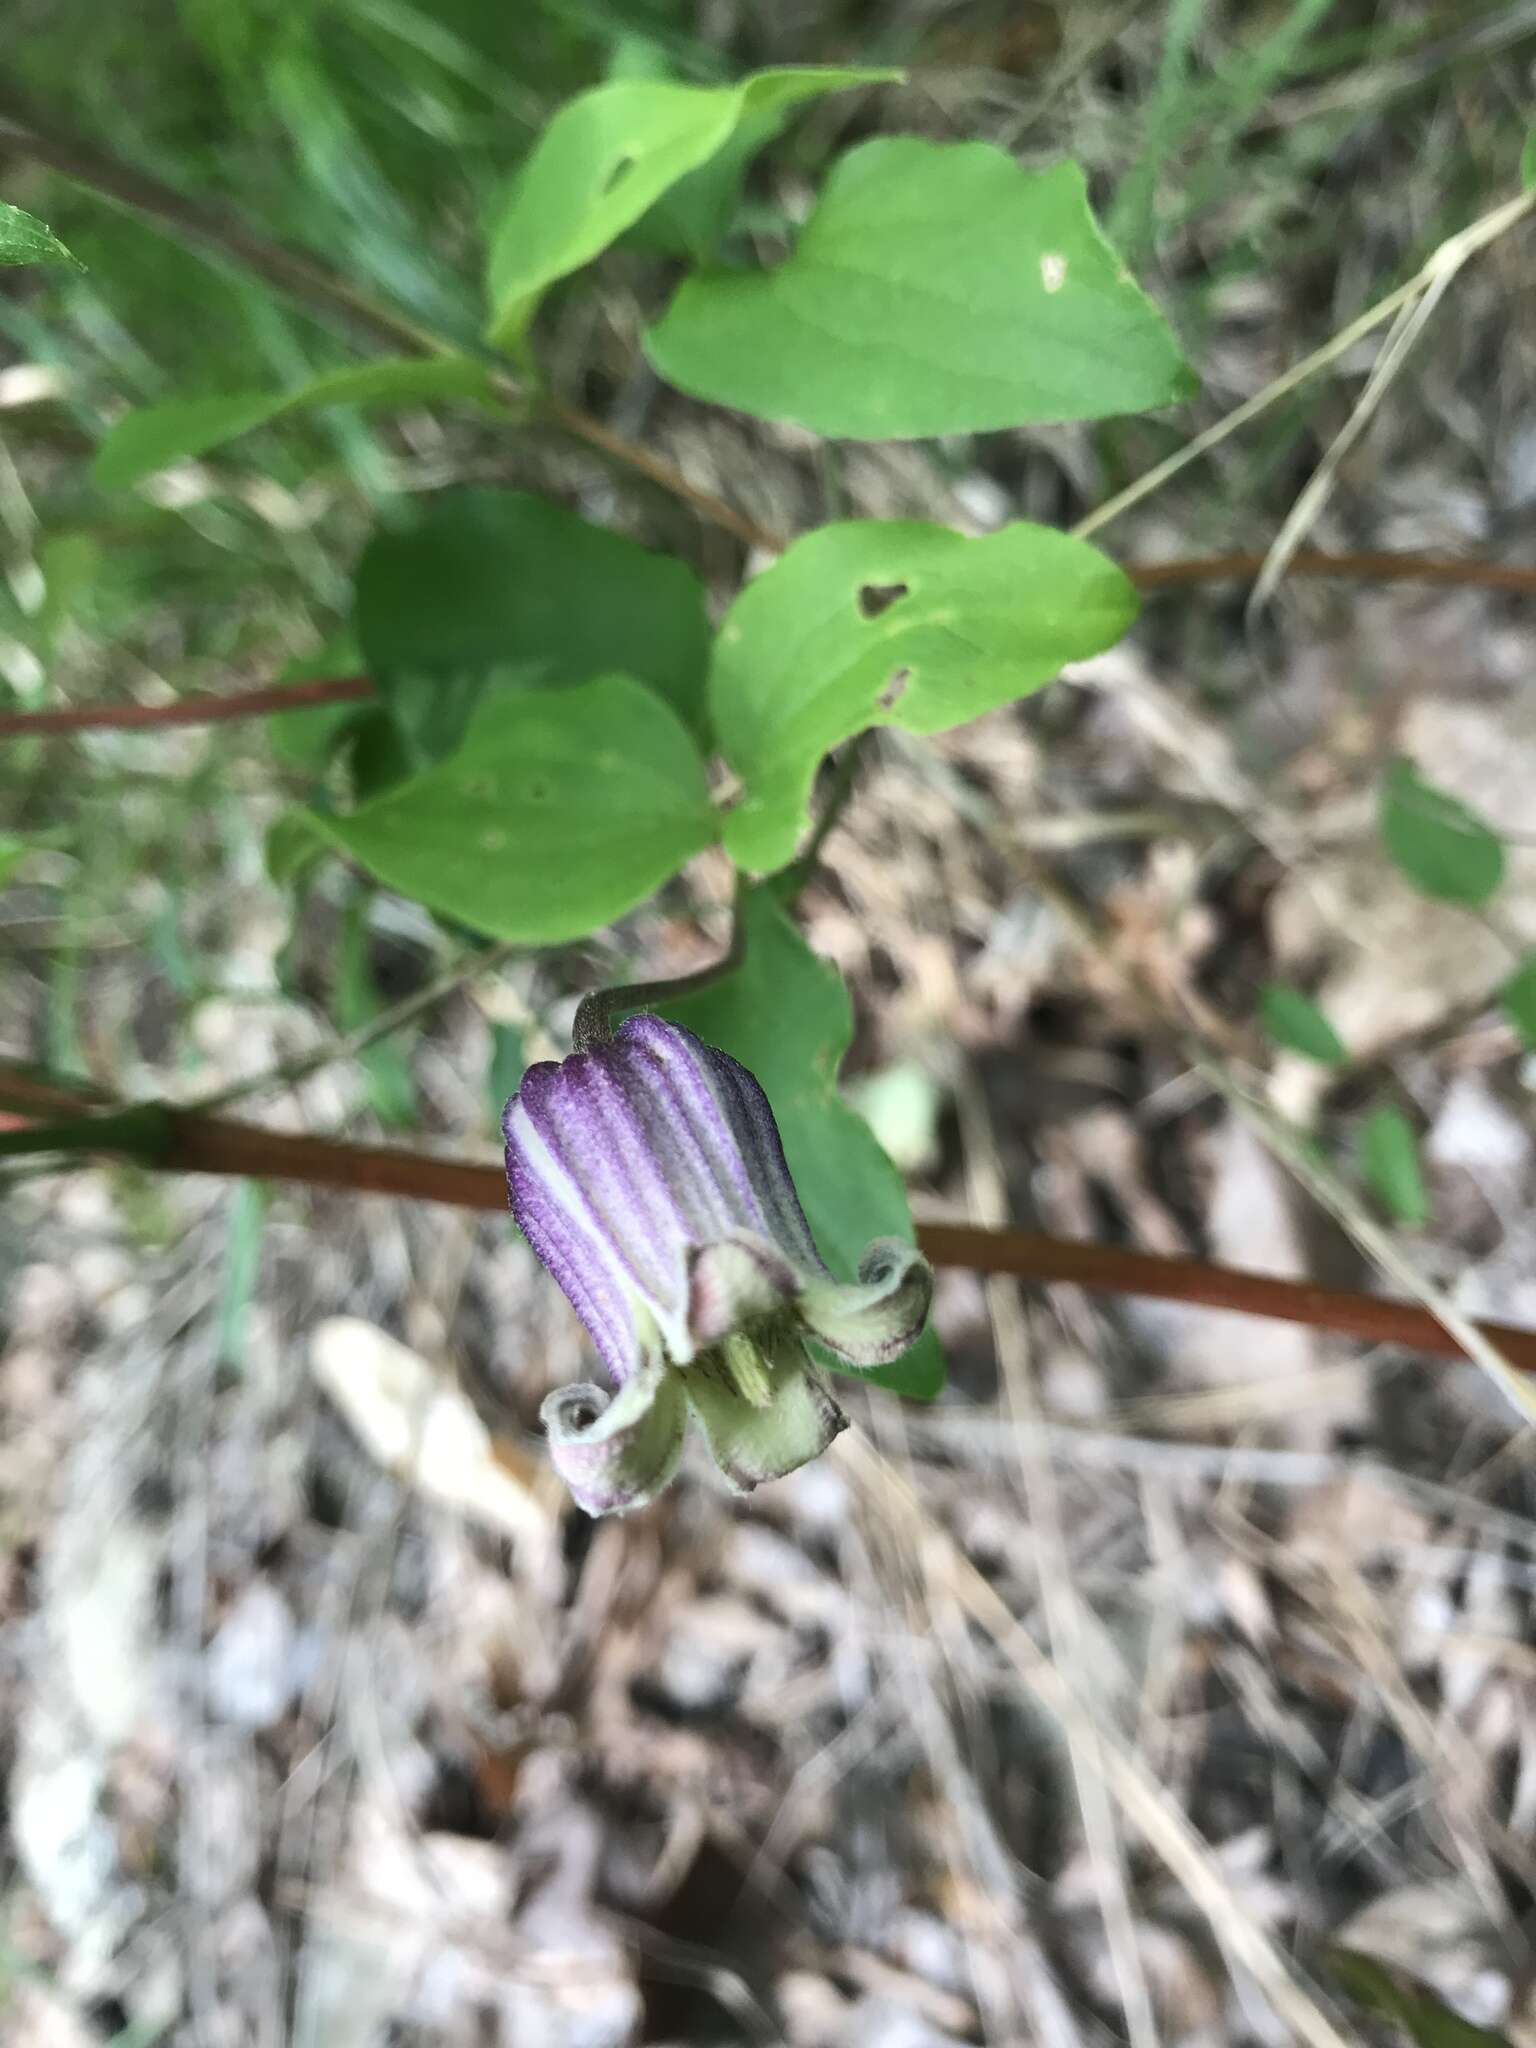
503 1014 932 1515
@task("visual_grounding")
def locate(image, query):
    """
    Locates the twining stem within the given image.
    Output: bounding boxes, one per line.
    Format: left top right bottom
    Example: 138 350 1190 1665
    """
783 732 875 895
3 1065 1536 1375
7 547 1530 740
572 888 745 1051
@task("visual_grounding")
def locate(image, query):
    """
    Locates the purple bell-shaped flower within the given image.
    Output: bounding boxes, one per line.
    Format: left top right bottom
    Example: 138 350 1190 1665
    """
503 1014 932 1515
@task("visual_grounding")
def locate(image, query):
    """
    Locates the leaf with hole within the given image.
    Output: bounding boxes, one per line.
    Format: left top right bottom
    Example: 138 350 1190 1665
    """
709 518 1137 872
354 489 713 758
662 887 944 1399
307 674 717 944
646 138 1196 437
1359 1105 1428 1229
0 199 80 269
484 66 897 348
1258 983 1345 1065
1379 758 1506 907
92 356 495 489
1502 955 1536 1051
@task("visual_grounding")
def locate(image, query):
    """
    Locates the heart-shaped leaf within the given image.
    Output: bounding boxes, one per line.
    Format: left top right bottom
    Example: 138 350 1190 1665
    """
646 138 1195 437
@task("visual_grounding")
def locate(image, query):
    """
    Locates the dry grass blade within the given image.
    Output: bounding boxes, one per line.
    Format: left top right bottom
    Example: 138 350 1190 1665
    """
1073 187 1536 542
957 1072 1161 2048
1246 268 1455 619
1197 1055 1536 1425
840 1436 1360 2048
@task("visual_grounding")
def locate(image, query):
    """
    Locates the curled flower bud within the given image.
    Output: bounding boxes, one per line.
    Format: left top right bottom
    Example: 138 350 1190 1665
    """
503 1014 932 1515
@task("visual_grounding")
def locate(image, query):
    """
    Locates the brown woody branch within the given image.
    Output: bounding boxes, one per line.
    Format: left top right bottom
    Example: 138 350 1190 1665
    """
0 674 374 738
3 1069 1534 1377
5 548 1530 740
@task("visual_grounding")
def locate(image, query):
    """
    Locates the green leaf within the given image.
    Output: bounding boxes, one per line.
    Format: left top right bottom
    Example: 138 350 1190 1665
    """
1379 758 1506 907
645 139 1196 437
37 532 101 654
710 518 1138 873
1329 1948 1513 2047
483 66 898 348
662 888 944 1399
92 355 495 489
1501 954 1536 1050
628 106 783 260
309 674 717 944
0 199 80 270
0 834 40 888
1521 126 1536 193
265 809 332 889
1359 1105 1429 1228
354 488 714 751
94 393 289 490
1257 983 1346 1065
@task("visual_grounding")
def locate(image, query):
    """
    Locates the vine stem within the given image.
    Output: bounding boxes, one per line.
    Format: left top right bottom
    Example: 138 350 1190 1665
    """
5 548 1530 739
0 673 375 738
572 886 744 1051
3 1065 1536 1375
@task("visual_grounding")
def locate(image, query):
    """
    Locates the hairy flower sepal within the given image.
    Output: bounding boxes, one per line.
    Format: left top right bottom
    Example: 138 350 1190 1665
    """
503 1015 932 1516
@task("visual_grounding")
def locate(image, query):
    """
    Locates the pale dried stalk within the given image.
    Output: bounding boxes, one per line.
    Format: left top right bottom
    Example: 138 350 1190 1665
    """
956 1073 1161 2048
840 1435 1359 2048
1074 186 1536 542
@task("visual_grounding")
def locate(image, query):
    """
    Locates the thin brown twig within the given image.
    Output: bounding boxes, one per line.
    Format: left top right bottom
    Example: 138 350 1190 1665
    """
5 547 1528 740
0 674 374 738
3 1066 1535 1375
540 393 779 551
